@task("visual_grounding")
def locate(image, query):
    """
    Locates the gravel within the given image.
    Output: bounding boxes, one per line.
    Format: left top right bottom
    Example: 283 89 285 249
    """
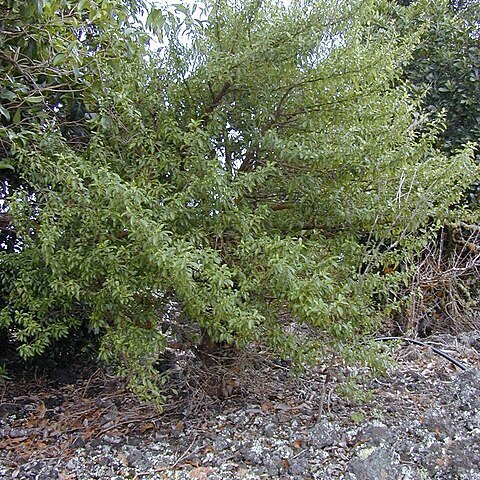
1 332 479 479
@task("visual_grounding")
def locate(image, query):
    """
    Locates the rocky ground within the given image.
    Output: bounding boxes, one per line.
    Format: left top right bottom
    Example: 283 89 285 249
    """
1 332 480 480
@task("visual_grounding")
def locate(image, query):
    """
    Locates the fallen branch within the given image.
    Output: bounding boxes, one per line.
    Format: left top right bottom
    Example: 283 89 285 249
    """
374 336 468 370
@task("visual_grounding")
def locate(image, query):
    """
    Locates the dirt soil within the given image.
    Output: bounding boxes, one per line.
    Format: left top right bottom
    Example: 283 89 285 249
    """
1 332 480 480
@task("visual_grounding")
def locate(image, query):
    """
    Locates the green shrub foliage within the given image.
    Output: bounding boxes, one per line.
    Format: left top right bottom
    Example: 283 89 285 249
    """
1 0 478 404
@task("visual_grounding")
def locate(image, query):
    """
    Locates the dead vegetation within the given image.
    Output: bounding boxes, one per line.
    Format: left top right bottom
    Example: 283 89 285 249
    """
403 223 480 336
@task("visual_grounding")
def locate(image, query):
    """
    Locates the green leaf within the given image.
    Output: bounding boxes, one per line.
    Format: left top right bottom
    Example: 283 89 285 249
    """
0 105 10 121
25 95 44 103
73 65 80 82
0 89 17 101
53 53 66 67
12 108 22 124
91 80 102 93
146 8 165 38
0 163 14 171
78 0 89 12
173 4 189 15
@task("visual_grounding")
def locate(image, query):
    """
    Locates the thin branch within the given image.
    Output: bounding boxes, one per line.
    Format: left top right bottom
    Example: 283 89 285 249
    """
204 81 232 116
0 53 39 90
374 336 468 370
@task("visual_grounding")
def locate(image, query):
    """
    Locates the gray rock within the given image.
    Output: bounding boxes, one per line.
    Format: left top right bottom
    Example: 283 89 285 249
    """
453 369 480 411
103 434 122 444
95 455 112 467
214 435 230 452
234 413 249 425
355 422 392 446
71 437 86 448
38 471 60 480
308 419 341 448
458 331 480 351
89 438 104 447
422 408 454 438
394 438 423 461
240 445 264 465
347 447 400 480
126 447 152 469
414 440 445 475
447 438 480 473
263 453 284 475
263 422 276 438
289 456 309 476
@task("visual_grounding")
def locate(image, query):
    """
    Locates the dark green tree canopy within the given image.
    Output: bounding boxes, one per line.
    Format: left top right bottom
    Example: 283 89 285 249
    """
400 0 480 154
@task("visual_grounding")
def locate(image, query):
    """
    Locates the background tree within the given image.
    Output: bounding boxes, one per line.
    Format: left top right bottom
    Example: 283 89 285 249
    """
1 0 478 405
399 0 480 196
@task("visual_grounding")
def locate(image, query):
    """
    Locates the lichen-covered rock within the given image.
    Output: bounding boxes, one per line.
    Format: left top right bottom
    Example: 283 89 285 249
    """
347 447 400 480
446 438 480 475
288 455 309 476
421 407 454 438
354 422 393 446
125 446 152 470
458 331 480 352
452 369 480 411
308 419 341 448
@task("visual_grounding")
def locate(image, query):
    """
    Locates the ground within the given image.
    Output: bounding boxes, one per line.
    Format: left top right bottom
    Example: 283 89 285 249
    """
0 332 479 480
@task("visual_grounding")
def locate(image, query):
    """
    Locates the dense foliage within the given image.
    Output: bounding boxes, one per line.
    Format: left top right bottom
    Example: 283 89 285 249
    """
401 0 480 165
412 0 480 207
1 0 478 405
